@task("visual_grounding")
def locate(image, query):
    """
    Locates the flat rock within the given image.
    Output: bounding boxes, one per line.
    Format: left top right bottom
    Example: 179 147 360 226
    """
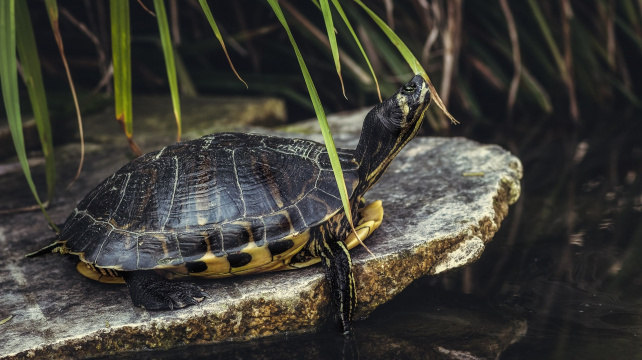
0 103 522 359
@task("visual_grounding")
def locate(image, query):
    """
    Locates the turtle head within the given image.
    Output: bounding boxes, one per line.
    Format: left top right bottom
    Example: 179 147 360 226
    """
355 75 431 191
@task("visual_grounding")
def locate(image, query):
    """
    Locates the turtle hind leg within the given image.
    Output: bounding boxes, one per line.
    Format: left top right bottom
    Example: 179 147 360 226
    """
321 239 356 335
122 271 208 310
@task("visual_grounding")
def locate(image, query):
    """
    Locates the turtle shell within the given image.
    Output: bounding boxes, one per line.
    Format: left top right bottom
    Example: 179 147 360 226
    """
59 133 360 277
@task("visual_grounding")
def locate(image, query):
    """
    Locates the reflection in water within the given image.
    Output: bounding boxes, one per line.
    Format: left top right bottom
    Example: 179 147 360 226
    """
435 113 642 359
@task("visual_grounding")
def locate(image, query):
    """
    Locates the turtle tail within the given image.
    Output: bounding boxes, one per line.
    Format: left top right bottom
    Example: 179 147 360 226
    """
25 238 64 258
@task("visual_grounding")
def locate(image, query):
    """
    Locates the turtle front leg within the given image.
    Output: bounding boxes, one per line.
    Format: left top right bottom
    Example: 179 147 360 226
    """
320 238 356 335
122 271 208 310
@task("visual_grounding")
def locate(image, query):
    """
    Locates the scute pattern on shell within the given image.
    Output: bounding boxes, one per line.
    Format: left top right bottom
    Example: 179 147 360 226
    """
59 133 360 271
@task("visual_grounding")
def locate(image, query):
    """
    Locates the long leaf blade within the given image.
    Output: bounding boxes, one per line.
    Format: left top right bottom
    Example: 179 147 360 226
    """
110 0 141 155
0 0 56 228
266 0 356 230
15 0 55 202
44 0 87 186
319 0 346 98
354 0 459 125
329 0 382 102
198 0 247 88
527 0 566 78
173 47 198 96
153 0 182 141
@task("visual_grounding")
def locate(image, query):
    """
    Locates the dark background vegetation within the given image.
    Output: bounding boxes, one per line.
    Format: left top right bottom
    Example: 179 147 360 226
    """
3 0 642 358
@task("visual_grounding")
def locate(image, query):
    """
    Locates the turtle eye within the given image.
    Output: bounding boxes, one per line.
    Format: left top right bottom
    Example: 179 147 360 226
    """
402 83 417 94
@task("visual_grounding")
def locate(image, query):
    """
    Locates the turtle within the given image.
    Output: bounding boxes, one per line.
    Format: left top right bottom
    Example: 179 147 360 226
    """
29 75 431 334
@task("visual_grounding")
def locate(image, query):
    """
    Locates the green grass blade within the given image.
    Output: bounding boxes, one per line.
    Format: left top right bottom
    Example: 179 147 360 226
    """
266 0 356 228
110 0 141 155
319 0 346 98
471 33 553 114
198 0 247 88
354 0 421 74
44 0 86 187
526 0 566 79
15 0 55 202
605 73 642 106
173 47 198 96
344 7 409 79
153 0 182 141
615 16 642 54
111 0 131 137
521 67 553 113
43 0 57 19
0 0 56 228
329 0 382 102
621 0 640 28
354 0 457 125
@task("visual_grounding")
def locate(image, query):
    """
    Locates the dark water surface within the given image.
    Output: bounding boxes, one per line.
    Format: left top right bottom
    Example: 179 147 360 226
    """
95 114 642 360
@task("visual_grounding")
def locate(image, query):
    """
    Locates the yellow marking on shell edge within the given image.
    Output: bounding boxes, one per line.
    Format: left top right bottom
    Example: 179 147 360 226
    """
228 241 272 274
161 264 189 278
226 231 310 275
275 230 311 262
189 252 230 277
344 200 383 249
182 230 311 279
76 262 125 284
228 256 289 276
344 220 375 250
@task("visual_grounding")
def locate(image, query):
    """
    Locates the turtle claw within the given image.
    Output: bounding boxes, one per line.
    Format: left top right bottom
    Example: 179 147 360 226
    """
164 283 207 309
122 271 208 311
